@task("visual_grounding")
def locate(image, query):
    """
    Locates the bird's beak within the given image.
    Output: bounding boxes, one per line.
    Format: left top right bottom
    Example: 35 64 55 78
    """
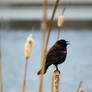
66 41 70 45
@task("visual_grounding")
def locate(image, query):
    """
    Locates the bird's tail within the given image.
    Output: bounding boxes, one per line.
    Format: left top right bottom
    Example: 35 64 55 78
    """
37 66 48 75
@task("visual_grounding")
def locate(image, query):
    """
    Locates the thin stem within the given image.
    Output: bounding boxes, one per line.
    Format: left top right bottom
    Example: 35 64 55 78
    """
46 0 59 46
62 6 66 16
42 0 48 48
22 59 28 92
57 27 61 40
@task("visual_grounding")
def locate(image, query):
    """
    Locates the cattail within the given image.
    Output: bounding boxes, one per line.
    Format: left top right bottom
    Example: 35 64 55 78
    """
57 15 64 28
54 70 60 92
51 65 56 92
79 88 84 92
22 33 34 92
25 34 34 60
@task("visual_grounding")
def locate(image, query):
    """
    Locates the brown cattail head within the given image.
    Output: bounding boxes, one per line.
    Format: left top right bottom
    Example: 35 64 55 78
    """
57 15 64 28
25 34 34 60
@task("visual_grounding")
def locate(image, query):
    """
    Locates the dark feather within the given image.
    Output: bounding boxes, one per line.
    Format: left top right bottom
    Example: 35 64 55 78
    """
37 39 69 75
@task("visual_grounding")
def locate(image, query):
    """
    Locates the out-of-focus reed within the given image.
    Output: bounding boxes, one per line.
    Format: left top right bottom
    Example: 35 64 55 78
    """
41 0 47 44
39 0 48 92
0 38 3 92
22 34 34 92
38 0 59 92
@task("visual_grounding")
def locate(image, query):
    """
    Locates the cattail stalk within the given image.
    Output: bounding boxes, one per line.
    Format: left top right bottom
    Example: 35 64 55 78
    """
22 34 34 92
54 71 60 92
38 0 59 92
41 0 47 44
51 66 55 92
22 59 28 92
51 66 60 92
51 6 66 92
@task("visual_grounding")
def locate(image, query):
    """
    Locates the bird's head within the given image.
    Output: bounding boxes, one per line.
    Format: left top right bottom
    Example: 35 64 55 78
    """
57 39 69 47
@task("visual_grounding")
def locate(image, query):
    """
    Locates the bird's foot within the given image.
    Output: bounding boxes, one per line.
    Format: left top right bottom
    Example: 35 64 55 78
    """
54 69 60 74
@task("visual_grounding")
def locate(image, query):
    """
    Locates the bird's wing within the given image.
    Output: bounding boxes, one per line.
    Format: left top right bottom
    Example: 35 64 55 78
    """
46 48 66 66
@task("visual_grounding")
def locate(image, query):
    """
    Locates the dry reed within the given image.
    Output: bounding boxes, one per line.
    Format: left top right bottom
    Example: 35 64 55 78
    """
51 7 66 92
41 0 47 44
39 1 48 92
41 0 48 63
0 39 3 92
38 0 59 92
22 34 34 92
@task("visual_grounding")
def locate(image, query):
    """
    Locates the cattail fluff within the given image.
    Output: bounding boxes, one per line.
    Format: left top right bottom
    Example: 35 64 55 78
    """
57 16 64 28
25 34 34 60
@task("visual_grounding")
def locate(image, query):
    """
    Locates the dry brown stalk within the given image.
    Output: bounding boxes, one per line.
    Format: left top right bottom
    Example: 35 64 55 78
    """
41 0 47 32
41 0 48 51
38 0 59 92
46 0 59 45
51 6 66 92
22 59 28 92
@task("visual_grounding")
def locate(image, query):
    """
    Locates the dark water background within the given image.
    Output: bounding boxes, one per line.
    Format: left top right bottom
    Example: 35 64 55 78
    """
1 29 92 92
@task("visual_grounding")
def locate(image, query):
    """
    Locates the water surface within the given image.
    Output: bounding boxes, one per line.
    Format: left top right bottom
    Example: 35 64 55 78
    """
1 29 92 92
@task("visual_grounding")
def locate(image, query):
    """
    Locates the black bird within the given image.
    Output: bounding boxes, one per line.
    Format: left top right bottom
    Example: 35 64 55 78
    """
37 39 69 75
